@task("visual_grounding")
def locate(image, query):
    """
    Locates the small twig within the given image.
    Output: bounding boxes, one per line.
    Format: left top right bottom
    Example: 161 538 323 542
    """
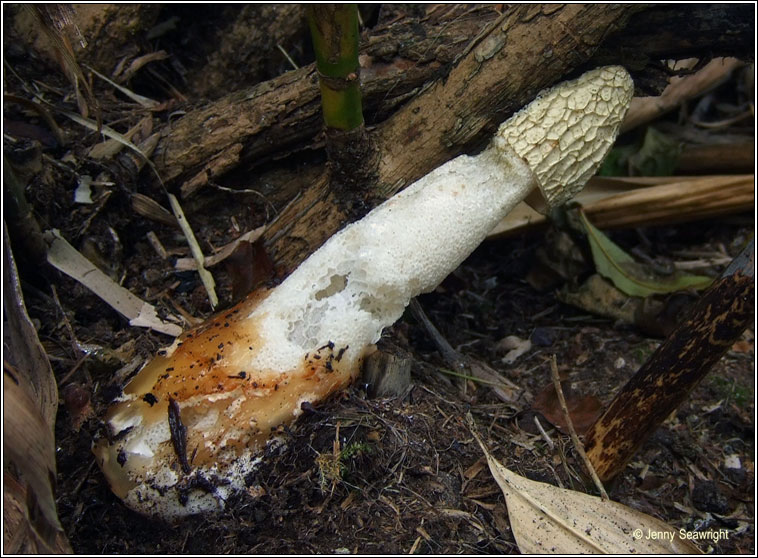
146 231 168 260
690 109 754 129
4 94 66 146
555 441 573 489
174 226 266 271
409 298 465 370
207 179 276 219
167 193 218 309
162 294 203 327
59 353 90 385
411 299 519 402
276 44 299 70
435 367 495 387
533 415 555 450
50 284 84 358
408 536 423 554
71 459 97 496
549 355 608 500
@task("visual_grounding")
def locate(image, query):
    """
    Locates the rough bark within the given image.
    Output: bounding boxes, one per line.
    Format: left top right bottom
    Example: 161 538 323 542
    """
584 242 755 483
16 4 745 276
151 4 752 191
262 4 642 275
142 3 751 276
153 5 502 192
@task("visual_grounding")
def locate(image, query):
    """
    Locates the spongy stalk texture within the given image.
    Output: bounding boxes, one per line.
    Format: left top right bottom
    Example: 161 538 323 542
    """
250 145 537 374
94 66 633 520
94 145 536 519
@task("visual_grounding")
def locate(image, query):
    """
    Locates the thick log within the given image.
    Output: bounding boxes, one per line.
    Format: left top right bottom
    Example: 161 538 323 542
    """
262 4 642 275
151 4 753 191
152 5 503 189
146 3 751 276
597 3 755 63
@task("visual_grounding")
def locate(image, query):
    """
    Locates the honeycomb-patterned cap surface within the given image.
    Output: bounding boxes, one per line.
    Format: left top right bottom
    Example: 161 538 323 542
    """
495 66 634 207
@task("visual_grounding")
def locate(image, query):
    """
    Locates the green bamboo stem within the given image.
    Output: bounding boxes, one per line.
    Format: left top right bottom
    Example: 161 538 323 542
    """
306 4 378 222
308 4 363 131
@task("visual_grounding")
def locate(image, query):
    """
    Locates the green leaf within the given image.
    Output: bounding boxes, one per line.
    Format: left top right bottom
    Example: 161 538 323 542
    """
628 126 682 176
598 144 636 176
598 127 682 177
577 210 712 297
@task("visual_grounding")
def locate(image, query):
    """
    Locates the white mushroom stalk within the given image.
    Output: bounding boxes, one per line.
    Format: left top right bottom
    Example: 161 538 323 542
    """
94 66 633 519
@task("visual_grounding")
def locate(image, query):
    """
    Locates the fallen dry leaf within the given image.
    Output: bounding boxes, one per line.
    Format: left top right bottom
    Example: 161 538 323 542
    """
4 225 72 553
731 339 753 354
44 229 182 336
532 381 603 436
466 413 702 554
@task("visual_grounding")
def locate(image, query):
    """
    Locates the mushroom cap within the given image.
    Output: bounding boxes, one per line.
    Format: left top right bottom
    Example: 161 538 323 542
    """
495 66 634 208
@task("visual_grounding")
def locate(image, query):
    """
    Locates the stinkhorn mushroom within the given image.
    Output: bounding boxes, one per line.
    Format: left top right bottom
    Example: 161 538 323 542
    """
94 66 634 518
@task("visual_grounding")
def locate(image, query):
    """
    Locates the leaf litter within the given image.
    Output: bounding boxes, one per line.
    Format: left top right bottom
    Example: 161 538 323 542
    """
576 209 713 297
4 6 752 554
466 413 702 554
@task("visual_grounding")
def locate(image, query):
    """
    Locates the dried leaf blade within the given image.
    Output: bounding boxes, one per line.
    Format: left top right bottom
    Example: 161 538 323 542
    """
4 224 71 553
167 194 219 309
3 224 58 423
466 414 702 554
44 229 182 336
86 64 160 109
174 226 266 270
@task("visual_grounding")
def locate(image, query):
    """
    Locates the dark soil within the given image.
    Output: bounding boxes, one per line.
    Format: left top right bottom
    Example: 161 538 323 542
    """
33 220 758 555
3 4 754 555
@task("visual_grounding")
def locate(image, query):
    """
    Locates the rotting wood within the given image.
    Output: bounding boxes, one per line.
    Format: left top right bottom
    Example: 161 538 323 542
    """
677 141 755 175
262 5 642 276
154 5 506 189
150 3 752 191
124 4 749 277
258 4 754 277
583 239 755 483
362 348 412 399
